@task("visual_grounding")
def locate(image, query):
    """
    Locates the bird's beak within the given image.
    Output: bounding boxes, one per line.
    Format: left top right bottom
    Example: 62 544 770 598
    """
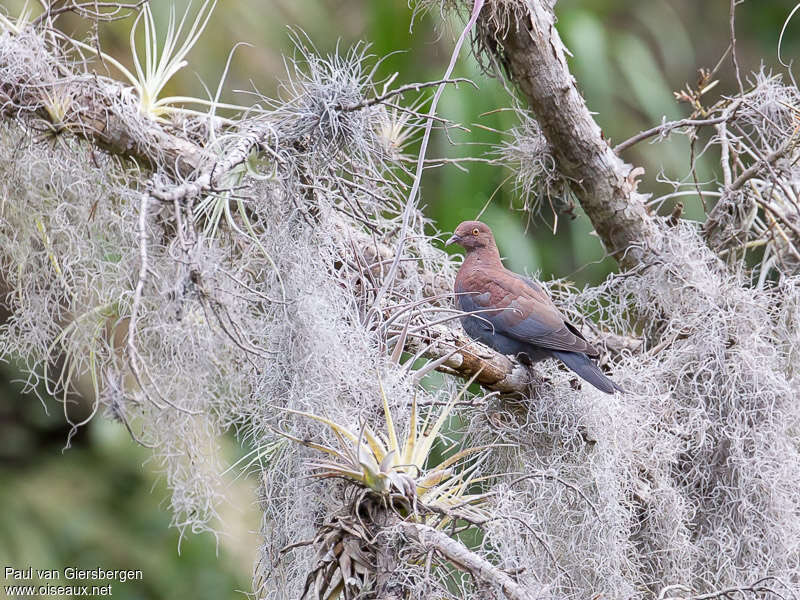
445 234 461 246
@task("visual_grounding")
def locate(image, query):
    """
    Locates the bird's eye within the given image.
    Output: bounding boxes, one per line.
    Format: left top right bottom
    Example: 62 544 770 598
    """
472 228 480 236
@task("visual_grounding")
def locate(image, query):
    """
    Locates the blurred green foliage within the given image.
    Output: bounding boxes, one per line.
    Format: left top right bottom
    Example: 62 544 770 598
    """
0 362 258 599
1 0 799 597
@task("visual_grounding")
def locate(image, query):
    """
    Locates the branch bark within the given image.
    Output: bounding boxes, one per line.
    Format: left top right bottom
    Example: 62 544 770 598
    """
69 82 210 178
478 1 661 270
0 30 209 178
405 322 533 393
398 521 546 600
374 509 404 600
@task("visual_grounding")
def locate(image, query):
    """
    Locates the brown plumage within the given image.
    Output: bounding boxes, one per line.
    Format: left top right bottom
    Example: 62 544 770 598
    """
446 220 623 394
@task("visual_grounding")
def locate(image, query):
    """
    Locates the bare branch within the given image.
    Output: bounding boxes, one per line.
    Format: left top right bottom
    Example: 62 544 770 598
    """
657 577 794 600
31 1 148 26
149 124 273 204
728 143 794 192
614 115 732 155
729 0 745 95
337 77 474 112
398 521 546 600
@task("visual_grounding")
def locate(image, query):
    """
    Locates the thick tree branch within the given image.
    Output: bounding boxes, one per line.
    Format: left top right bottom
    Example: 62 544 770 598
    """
18 78 209 178
478 1 661 270
0 30 209 177
405 322 533 393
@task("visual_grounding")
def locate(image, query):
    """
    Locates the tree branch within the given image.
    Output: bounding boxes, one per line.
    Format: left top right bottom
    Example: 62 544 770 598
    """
404 322 532 393
0 30 209 177
614 115 731 154
336 77 473 111
477 1 660 270
398 521 546 600
657 577 792 600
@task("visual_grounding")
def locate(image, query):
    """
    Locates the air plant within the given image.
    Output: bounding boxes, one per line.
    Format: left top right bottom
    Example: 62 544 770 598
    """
125 0 218 118
275 373 496 600
41 85 74 134
193 134 275 239
113 0 247 119
374 102 421 162
0 0 35 33
0 0 246 121
273 371 493 525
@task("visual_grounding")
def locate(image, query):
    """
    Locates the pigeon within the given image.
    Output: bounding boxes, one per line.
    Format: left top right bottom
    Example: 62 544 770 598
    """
446 220 623 394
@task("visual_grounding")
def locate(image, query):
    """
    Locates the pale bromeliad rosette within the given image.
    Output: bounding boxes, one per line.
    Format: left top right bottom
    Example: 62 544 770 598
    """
270 372 500 599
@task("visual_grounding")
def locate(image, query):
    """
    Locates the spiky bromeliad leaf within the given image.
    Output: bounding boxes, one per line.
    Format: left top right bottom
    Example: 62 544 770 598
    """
271 370 492 519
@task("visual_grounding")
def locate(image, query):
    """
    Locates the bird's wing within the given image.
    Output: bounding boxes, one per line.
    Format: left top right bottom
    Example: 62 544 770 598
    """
456 267 598 356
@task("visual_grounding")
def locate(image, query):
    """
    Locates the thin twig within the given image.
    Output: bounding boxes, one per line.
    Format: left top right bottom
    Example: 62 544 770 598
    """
614 115 731 154
364 0 485 329
32 0 148 26
729 0 745 95
729 143 794 192
337 77 474 112
658 576 793 600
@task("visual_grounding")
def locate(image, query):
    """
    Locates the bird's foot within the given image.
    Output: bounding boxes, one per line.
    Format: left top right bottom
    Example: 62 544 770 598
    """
521 367 552 399
515 351 533 367
578 425 597 447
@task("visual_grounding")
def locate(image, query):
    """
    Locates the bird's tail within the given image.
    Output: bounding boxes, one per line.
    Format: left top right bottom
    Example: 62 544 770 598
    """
552 350 625 395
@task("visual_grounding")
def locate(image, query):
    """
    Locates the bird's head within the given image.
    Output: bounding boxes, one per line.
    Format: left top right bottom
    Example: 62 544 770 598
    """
446 220 496 251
